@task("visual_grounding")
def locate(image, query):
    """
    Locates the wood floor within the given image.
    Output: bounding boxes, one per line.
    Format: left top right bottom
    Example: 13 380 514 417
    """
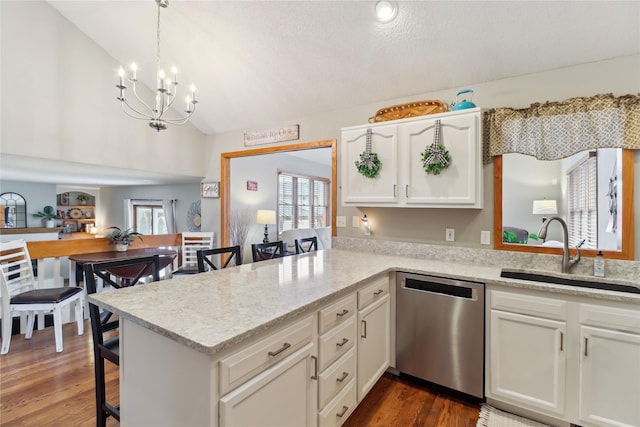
1 321 480 426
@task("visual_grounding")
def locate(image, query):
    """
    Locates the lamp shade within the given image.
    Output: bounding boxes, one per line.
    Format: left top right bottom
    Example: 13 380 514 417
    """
256 209 276 225
532 199 558 215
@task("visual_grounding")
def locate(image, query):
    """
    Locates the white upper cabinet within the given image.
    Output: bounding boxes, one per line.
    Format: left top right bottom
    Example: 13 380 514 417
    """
341 108 483 208
341 123 398 205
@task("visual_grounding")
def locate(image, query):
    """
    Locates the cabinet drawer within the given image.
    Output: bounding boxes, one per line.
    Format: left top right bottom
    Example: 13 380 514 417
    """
319 294 356 335
358 276 389 310
319 349 356 410
580 303 640 334
318 378 357 427
319 316 356 371
491 290 567 321
219 314 314 395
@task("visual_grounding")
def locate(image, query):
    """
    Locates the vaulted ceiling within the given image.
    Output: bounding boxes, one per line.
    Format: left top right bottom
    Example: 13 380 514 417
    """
48 0 640 136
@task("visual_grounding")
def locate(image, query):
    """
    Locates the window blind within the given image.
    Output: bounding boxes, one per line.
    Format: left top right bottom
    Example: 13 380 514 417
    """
567 153 597 249
278 172 329 233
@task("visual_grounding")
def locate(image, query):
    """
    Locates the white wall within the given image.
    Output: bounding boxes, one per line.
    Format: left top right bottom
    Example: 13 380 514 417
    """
202 54 640 257
0 181 58 228
0 1 207 180
99 184 200 235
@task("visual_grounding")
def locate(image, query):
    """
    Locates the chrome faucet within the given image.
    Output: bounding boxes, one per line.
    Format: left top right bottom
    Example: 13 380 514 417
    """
538 216 583 273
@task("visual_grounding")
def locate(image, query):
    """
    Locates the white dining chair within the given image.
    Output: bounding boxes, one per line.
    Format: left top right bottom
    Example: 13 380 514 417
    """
0 239 84 354
174 232 215 274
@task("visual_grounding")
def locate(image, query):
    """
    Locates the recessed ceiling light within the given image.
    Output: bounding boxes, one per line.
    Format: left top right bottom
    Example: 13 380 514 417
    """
374 0 398 23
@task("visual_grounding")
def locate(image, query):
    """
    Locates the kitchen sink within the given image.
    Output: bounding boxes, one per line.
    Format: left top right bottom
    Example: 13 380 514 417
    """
500 269 640 295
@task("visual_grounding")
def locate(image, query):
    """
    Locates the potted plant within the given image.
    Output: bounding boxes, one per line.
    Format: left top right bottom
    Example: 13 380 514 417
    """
76 194 91 205
105 226 143 251
33 206 61 228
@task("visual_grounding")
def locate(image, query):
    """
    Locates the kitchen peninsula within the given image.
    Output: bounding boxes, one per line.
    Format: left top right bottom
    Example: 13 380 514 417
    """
89 247 640 427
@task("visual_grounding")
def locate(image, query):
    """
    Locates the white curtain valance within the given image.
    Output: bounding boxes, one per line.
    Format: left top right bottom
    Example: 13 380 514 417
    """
482 93 640 163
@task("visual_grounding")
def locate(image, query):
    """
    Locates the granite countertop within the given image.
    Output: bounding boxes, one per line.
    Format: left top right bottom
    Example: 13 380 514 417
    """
89 248 640 357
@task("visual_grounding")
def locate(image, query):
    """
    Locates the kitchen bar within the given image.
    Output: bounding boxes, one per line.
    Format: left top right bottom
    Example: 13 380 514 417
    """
89 248 640 426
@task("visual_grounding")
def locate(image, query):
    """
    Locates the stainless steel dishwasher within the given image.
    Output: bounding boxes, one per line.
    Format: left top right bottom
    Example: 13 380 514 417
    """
396 272 485 398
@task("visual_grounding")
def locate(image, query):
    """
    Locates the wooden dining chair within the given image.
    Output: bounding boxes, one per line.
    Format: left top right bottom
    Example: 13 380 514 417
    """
196 246 242 272
295 236 318 254
251 241 285 262
83 255 160 427
0 239 84 354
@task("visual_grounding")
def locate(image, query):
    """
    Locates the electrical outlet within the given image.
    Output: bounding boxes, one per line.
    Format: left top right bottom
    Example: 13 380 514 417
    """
446 228 455 242
336 216 346 227
481 230 491 245
352 216 360 227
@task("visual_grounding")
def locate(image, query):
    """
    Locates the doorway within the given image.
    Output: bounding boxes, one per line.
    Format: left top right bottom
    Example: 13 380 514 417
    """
220 139 337 247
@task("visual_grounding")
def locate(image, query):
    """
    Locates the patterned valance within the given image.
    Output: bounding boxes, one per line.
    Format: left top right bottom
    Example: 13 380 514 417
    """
482 93 640 164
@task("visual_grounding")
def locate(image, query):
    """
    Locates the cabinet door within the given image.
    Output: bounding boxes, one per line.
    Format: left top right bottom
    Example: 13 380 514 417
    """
357 294 390 401
489 310 566 415
401 111 481 207
220 343 317 427
578 326 640 427
341 124 398 205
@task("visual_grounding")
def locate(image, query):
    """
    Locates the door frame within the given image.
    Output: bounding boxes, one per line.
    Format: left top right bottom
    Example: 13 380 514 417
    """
220 139 337 246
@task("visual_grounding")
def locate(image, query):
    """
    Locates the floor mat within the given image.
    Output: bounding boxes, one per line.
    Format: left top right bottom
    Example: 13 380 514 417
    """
477 404 552 427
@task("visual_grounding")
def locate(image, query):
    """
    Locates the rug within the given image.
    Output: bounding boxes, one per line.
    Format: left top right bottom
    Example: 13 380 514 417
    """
477 404 552 427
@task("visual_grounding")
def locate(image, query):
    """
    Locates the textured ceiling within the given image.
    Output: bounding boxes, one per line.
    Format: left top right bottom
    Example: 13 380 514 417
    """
48 0 640 136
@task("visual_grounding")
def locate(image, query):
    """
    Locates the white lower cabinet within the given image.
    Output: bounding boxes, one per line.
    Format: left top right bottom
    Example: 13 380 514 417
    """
488 288 640 427
219 343 316 427
489 309 566 414
219 314 317 427
578 305 640 427
316 293 358 427
357 292 391 401
318 378 357 427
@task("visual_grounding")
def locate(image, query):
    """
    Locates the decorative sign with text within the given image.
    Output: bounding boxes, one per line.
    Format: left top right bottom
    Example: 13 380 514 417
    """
244 125 299 146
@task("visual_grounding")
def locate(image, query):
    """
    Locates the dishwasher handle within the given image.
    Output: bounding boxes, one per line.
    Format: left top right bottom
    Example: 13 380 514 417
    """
402 277 479 300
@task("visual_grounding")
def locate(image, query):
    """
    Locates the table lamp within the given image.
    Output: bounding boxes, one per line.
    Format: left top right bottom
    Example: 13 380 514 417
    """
532 199 558 223
257 209 276 243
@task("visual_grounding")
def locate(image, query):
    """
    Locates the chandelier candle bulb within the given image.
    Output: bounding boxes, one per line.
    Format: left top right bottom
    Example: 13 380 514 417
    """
118 67 125 86
130 62 137 80
171 66 177 84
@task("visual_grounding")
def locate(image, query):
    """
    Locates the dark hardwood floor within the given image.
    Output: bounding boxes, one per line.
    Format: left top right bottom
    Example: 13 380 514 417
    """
345 374 480 427
1 321 480 426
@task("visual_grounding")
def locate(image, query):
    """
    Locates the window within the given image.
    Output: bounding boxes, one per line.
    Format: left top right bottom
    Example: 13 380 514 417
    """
133 203 168 235
278 172 329 234
567 152 597 249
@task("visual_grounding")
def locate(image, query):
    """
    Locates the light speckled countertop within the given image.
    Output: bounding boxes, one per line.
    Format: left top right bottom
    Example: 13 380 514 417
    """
89 248 640 356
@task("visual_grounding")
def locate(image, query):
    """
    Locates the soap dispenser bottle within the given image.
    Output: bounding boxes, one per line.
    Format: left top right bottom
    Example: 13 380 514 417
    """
594 251 605 277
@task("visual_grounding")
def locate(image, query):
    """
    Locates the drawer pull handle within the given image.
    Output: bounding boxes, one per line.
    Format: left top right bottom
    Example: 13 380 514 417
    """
336 405 349 418
336 371 349 383
361 320 367 338
311 355 318 380
393 184 396 197
560 332 564 352
336 309 349 317
373 289 384 296
584 337 588 357
405 184 409 198
336 338 349 348
268 342 291 357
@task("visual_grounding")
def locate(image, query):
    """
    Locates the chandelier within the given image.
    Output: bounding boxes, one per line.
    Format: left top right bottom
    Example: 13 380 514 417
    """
116 0 198 131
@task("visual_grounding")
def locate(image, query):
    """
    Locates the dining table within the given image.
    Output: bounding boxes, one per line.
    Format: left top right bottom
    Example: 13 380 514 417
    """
69 247 177 288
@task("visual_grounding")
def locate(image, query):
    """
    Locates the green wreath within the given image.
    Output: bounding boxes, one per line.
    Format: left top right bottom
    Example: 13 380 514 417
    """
421 145 451 175
355 152 382 178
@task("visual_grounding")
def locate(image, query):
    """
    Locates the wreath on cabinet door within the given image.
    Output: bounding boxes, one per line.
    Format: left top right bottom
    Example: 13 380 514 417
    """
421 119 451 175
355 128 382 178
